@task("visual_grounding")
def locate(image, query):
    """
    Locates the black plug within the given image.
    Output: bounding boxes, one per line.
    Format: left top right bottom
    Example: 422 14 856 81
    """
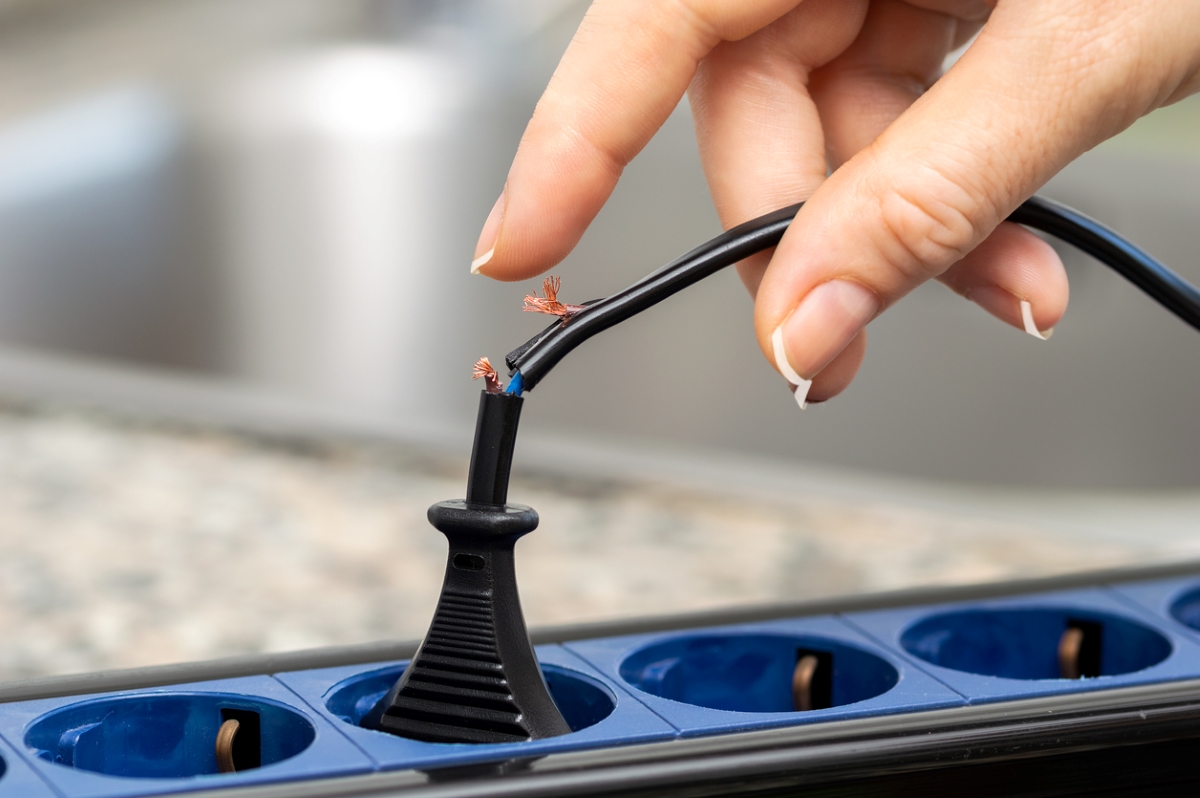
365 391 571 744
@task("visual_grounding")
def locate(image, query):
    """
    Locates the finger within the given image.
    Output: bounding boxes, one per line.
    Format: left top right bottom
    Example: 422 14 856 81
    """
807 329 867 403
809 0 957 169
688 0 868 295
472 0 804 280
756 0 1200 383
809 0 990 168
939 221 1068 337
950 16 985 50
904 0 991 17
812 1 1062 339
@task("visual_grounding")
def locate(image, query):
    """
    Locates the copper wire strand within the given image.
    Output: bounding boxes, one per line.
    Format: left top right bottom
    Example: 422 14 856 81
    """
523 276 587 319
472 356 504 394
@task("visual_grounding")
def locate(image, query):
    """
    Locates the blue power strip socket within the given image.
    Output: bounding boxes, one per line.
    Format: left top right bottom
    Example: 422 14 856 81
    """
1 573 1200 796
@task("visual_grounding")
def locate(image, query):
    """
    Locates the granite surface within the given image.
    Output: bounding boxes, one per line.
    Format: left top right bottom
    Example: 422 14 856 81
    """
0 401 1198 681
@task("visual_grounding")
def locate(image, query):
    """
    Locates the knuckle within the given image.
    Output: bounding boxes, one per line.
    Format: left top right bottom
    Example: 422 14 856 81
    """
874 173 991 281
667 0 720 47
566 121 631 181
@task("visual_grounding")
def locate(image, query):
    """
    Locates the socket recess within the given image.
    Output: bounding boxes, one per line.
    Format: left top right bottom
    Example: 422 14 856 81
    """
0 676 373 797
565 616 964 738
846 587 1200 704
275 644 676 773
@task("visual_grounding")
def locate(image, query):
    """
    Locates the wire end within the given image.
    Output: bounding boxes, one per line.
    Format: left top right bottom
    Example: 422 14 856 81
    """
472 357 505 394
523 276 585 319
506 371 524 395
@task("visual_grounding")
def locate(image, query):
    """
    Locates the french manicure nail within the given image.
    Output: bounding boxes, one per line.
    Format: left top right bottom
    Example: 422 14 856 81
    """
471 189 506 274
1020 299 1053 340
774 280 878 398
966 286 1054 339
470 248 494 274
791 378 812 409
772 327 812 409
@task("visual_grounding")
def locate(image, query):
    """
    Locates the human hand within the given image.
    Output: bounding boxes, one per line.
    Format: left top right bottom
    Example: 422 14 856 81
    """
470 0 1200 405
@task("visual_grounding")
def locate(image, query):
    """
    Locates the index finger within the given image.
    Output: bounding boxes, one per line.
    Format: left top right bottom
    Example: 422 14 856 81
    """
472 0 802 281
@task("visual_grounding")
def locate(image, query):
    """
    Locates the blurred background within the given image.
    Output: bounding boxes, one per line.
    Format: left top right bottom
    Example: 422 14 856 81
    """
1 0 1199 487
0 0 1197 678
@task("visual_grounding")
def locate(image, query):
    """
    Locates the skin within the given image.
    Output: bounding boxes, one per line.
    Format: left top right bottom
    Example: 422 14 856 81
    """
472 0 1200 403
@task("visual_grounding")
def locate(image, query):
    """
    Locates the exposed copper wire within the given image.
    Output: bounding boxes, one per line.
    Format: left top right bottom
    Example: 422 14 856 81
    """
472 357 504 394
523 276 586 319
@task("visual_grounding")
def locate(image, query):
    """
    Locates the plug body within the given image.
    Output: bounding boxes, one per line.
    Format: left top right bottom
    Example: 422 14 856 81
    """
368 392 571 743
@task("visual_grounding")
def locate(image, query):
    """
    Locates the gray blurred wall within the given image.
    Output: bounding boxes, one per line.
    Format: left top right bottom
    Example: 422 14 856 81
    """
0 0 1197 489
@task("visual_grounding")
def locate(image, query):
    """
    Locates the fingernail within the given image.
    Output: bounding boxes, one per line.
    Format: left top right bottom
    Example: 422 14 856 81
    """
773 280 878 405
966 286 1054 339
471 189 506 274
1020 299 1053 340
964 285 1018 324
772 327 812 408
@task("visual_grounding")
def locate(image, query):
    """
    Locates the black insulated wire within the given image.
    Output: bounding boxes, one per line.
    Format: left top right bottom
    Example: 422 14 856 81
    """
506 196 1200 392
504 319 560 373
465 390 524 507
1008 195 1200 331
506 203 800 388
505 299 602 373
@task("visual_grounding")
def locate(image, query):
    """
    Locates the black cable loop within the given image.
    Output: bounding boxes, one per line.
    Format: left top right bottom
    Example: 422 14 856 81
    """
506 195 1200 392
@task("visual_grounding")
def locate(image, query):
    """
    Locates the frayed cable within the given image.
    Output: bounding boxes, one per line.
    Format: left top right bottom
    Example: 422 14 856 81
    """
472 357 504 394
523 276 587 319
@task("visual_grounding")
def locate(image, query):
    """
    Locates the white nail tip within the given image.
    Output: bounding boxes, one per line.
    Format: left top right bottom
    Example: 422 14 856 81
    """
470 248 494 274
771 326 811 409
792 380 811 410
1020 300 1050 340
771 326 806 384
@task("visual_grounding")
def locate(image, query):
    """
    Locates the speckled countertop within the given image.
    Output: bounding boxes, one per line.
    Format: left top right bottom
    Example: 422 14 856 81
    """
2 355 1200 684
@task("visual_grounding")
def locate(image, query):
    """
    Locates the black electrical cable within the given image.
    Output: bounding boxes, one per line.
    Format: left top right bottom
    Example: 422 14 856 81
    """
505 194 1200 393
504 203 799 388
1008 196 1200 329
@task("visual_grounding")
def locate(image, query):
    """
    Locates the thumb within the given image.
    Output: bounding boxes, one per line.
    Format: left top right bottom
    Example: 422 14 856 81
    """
756 0 1200 393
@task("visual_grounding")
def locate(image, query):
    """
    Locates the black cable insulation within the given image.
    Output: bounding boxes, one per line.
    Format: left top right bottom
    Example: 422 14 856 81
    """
506 203 799 385
507 196 1200 392
1009 196 1200 330
465 390 524 507
504 299 602 372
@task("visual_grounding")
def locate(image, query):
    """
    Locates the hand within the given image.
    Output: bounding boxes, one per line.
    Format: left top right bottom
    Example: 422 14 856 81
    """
470 0 1200 404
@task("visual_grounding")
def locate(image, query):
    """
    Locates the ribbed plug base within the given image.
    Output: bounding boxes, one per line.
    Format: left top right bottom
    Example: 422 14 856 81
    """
370 501 571 744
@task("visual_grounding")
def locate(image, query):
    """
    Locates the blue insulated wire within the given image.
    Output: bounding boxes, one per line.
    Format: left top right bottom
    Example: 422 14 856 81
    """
506 371 524 396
